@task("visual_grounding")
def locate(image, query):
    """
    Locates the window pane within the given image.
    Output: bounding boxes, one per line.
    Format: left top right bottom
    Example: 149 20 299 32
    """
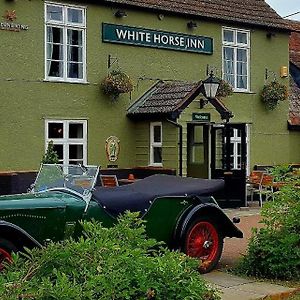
237 49 247 62
47 27 63 43
193 145 204 164
237 76 247 89
237 32 247 44
224 74 235 87
153 147 162 164
47 44 63 60
194 126 203 143
67 63 83 79
224 47 234 60
153 126 161 143
68 46 83 62
223 30 234 43
67 30 82 46
69 123 83 138
53 144 63 160
48 61 63 77
67 8 83 24
48 123 64 138
47 5 63 22
69 145 83 160
237 62 247 76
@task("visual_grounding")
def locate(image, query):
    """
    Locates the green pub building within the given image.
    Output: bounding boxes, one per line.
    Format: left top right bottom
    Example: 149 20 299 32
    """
1 0 299 206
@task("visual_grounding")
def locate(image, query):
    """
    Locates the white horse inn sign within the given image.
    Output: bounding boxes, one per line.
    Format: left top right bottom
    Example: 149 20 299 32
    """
102 23 213 54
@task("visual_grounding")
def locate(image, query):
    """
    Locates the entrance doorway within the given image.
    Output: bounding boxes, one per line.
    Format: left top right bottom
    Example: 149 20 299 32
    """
211 124 247 208
186 123 248 208
187 124 209 179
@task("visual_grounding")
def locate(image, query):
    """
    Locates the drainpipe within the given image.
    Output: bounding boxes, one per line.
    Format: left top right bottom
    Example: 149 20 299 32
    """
166 119 183 177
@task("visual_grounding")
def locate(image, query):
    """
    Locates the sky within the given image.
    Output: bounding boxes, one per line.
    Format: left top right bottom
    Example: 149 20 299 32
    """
265 0 300 20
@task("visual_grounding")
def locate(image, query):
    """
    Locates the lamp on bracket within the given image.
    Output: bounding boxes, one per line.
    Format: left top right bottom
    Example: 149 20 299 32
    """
115 10 127 18
201 71 221 99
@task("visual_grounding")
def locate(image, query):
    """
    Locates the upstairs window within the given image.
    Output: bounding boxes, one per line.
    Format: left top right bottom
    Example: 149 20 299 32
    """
222 27 250 91
150 122 162 166
45 3 86 82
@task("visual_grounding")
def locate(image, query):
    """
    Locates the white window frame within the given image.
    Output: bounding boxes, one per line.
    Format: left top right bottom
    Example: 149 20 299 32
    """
149 122 163 167
44 2 87 83
45 119 87 165
222 27 250 92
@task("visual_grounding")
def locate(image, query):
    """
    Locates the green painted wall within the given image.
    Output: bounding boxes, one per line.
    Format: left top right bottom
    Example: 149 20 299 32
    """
0 0 299 172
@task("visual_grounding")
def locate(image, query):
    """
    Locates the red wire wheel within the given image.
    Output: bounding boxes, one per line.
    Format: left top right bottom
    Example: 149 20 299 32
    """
184 219 223 273
0 247 12 271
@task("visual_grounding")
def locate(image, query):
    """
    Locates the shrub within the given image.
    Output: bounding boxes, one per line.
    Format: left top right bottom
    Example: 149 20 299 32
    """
0 213 220 300
236 186 300 280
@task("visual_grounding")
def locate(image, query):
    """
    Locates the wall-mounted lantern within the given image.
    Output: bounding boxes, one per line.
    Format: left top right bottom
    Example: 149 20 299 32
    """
187 21 197 29
115 10 127 18
201 71 220 99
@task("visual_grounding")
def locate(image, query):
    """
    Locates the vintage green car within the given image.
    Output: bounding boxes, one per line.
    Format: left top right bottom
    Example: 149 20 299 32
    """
0 164 242 273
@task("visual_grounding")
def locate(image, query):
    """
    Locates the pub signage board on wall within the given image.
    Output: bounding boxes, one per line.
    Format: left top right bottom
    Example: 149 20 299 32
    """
102 23 213 54
192 113 211 122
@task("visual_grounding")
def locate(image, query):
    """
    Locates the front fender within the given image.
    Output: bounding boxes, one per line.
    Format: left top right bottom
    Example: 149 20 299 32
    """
173 203 243 248
0 220 42 251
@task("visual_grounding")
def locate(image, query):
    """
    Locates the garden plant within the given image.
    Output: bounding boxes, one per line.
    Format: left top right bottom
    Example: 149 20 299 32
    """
237 182 300 280
0 213 220 300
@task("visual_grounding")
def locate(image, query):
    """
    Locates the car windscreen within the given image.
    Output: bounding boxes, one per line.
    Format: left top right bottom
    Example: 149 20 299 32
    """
33 164 99 196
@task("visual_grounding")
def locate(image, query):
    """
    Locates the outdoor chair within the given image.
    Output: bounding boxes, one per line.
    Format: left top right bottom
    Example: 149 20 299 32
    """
100 175 119 187
247 171 264 206
258 173 274 206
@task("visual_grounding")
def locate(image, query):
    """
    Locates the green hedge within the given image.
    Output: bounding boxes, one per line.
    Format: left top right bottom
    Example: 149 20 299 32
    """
0 213 220 300
237 185 300 280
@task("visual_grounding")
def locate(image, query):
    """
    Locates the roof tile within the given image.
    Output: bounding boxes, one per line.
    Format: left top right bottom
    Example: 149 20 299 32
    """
103 0 289 30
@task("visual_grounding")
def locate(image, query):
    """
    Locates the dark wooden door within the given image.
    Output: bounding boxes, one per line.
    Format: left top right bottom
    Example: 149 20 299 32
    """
211 124 247 208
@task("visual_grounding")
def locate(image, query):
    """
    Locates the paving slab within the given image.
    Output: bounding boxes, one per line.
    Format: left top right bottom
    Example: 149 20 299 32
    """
203 270 298 300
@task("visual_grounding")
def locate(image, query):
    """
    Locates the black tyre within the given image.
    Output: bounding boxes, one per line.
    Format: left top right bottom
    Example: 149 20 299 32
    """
183 217 224 273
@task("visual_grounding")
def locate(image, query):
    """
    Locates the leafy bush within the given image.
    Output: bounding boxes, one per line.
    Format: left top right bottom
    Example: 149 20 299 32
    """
0 213 219 300
236 186 300 280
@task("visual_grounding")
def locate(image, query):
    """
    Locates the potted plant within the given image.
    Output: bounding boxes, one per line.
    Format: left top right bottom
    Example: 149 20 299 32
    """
42 141 59 164
261 80 288 110
101 70 133 100
216 79 233 98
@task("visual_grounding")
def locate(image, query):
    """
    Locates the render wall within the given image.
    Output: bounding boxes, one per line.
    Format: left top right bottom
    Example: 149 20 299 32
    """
0 0 299 172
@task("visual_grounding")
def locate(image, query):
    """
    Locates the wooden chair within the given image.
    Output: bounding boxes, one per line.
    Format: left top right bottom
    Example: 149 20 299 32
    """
100 175 119 187
259 173 274 206
247 171 264 205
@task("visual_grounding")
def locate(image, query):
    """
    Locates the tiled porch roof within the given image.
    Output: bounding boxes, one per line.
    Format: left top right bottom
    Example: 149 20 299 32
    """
127 81 202 119
103 0 289 31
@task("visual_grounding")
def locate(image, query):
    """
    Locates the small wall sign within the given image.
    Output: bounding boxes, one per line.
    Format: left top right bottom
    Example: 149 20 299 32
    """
192 113 211 122
105 136 120 162
1 10 29 32
102 23 213 54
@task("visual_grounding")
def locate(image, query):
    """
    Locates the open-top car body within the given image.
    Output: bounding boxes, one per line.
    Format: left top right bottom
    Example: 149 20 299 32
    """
0 164 243 273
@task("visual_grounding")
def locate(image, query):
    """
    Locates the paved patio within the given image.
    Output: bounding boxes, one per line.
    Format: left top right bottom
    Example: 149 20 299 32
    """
202 207 300 300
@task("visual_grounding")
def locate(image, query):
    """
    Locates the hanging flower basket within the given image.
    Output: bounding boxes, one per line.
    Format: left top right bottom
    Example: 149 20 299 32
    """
216 79 233 98
101 70 133 100
261 81 288 110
